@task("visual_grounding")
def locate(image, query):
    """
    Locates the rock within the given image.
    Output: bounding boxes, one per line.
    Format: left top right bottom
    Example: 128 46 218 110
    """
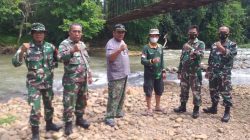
0 133 11 140
93 108 103 114
69 133 81 139
52 131 64 139
168 129 176 136
194 134 208 139
8 130 18 136
173 123 181 128
102 89 108 94
217 128 224 133
175 117 183 123
0 128 7 136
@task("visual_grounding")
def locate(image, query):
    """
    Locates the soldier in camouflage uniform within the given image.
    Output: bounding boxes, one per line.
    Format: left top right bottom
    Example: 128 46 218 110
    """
203 26 237 122
141 29 166 116
58 23 92 135
105 24 130 127
174 25 205 119
12 23 61 140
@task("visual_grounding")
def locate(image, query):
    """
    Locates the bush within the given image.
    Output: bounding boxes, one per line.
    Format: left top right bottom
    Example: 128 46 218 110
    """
0 115 16 125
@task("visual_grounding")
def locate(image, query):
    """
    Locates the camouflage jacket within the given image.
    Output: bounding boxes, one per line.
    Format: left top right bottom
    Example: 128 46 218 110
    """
141 43 164 79
207 39 237 77
178 38 205 74
12 41 57 89
58 38 91 84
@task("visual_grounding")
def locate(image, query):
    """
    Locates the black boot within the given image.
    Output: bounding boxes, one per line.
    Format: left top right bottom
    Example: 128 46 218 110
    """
31 126 39 140
65 122 73 136
203 102 218 114
192 106 200 119
76 116 90 129
221 107 230 122
46 119 62 131
174 102 186 113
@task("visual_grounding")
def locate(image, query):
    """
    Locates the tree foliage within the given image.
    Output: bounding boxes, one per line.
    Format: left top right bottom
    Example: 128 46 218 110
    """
45 0 105 40
0 0 249 48
125 17 161 44
158 1 246 47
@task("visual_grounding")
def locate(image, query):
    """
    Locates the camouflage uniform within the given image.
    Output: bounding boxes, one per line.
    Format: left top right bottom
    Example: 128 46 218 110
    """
58 38 90 123
207 39 237 107
12 36 57 126
177 38 205 106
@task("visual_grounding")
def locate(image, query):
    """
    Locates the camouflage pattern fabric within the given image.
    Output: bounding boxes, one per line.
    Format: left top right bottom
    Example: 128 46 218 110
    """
31 22 46 32
177 38 205 106
207 39 237 107
12 41 57 126
105 77 127 119
58 38 91 122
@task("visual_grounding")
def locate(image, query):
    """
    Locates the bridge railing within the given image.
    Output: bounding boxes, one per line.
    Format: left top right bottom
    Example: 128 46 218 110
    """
106 0 161 19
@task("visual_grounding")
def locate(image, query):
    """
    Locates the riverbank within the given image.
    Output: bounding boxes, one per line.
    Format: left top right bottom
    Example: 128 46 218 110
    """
0 82 249 140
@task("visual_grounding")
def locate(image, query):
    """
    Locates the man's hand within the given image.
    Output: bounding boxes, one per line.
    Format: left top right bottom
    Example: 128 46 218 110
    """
215 41 226 53
88 72 93 84
119 43 128 52
183 43 191 51
162 72 167 80
21 43 30 53
205 71 210 79
151 57 160 64
71 43 81 53
88 77 93 84
177 73 181 79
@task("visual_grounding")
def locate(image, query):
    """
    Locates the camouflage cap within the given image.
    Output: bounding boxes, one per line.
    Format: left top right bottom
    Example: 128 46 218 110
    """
114 24 126 32
31 23 46 32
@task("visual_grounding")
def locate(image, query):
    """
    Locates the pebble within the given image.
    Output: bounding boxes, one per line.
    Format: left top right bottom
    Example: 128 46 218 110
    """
194 134 208 139
175 117 183 123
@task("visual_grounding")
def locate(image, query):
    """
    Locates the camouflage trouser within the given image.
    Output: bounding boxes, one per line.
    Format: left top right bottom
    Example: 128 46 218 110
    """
27 86 54 126
209 75 232 107
180 73 202 106
63 81 87 122
105 77 127 120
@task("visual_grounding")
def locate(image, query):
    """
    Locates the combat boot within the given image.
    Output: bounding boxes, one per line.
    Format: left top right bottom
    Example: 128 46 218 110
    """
76 116 90 129
65 122 73 136
31 126 39 140
221 107 230 122
192 106 199 119
174 102 186 113
203 102 218 114
46 119 62 131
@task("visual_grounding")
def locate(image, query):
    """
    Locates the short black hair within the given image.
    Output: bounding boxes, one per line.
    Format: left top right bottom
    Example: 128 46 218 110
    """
188 25 199 32
69 23 83 31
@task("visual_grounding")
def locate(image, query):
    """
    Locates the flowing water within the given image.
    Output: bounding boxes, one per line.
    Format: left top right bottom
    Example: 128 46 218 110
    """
0 49 249 101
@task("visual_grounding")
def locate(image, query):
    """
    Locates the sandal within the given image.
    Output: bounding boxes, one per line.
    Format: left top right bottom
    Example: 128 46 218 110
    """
154 107 167 114
142 109 153 116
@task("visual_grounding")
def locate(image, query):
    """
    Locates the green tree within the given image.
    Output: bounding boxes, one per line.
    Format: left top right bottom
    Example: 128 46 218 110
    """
45 0 105 40
0 0 21 22
125 17 161 44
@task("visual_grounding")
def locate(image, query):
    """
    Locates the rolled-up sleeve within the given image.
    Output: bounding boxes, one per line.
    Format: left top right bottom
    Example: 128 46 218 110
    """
12 46 23 67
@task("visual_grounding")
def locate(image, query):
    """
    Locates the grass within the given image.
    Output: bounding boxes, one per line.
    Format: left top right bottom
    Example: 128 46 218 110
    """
0 115 16 125
239 44 250 48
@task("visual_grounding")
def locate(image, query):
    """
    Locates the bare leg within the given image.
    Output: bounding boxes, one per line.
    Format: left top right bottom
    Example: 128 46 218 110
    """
155 95 161 109
146 96 152 110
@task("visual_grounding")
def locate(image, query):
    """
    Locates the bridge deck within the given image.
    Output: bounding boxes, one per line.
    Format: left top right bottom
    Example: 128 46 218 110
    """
107 0 227 24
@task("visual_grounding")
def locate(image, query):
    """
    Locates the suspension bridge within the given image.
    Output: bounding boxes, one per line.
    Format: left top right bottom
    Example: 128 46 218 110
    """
105 0 227 24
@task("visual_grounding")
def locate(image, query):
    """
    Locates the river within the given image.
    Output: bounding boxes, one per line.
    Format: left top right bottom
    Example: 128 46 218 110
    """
0 49 249 101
